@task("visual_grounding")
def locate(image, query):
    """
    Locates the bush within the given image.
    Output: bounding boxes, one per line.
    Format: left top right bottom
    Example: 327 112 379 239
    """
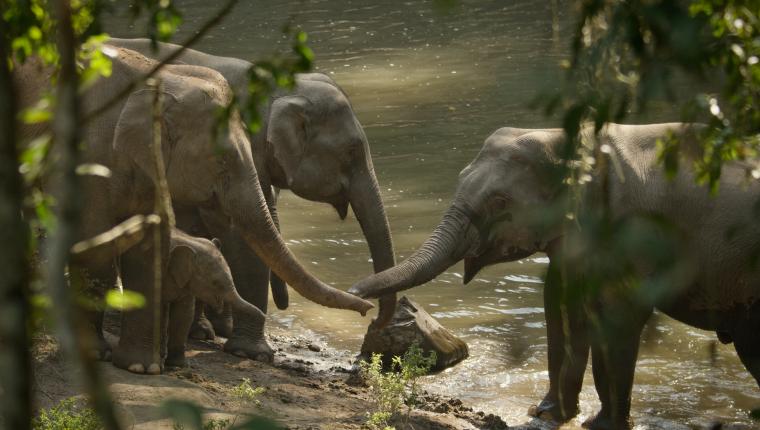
33 397 101 430
359 343 437 430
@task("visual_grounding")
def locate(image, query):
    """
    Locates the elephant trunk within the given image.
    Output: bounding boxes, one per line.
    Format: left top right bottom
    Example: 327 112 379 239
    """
349 167 398 326
229 171 373 315
267 202 289 310
349 201 479 299
224 287 266 320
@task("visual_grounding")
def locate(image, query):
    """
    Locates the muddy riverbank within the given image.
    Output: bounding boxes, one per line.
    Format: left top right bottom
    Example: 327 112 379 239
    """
32 322 519 430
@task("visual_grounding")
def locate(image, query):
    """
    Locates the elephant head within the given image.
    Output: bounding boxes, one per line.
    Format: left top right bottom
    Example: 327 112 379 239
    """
168 231 262 319
109 50 373 315
267 74 397 321
349 127 565 299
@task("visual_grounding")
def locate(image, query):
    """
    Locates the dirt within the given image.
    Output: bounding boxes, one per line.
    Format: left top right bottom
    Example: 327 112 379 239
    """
31 322 517 430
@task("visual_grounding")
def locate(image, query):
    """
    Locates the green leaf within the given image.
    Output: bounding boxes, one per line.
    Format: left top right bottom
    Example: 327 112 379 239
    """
105 289 146 311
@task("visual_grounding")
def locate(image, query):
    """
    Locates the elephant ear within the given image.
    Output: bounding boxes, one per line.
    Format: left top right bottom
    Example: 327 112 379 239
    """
168 242 196 290
266 95 311 187
112 89 174 183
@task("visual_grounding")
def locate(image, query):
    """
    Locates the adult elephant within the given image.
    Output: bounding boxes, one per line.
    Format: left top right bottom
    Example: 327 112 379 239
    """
349 124 760 429
16 47 372 374
106 38 398 358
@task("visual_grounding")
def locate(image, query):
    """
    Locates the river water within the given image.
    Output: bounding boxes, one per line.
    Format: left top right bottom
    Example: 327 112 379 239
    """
108 1 759 428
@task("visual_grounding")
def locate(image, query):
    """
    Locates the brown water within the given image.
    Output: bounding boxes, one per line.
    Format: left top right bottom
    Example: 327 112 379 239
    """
108 1 760 427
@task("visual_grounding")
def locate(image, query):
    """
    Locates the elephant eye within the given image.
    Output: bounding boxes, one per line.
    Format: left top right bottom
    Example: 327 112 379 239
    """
489 195 512 212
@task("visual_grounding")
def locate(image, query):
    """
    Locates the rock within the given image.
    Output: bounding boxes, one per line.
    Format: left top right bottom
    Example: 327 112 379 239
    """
359 296 469 372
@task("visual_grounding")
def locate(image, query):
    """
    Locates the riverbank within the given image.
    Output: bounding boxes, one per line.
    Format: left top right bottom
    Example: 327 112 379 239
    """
31 322 519 429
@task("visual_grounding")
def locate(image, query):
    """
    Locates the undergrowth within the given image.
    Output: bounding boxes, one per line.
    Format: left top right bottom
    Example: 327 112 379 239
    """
32 397 101 430
359 343 437 430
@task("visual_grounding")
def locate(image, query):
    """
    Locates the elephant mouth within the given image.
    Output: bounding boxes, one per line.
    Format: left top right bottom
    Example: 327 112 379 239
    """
463 246 534 284
331 199 349 220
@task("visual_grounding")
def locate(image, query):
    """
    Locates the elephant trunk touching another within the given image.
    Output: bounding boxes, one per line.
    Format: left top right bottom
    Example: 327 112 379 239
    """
218 146 373 315
350 202 479 300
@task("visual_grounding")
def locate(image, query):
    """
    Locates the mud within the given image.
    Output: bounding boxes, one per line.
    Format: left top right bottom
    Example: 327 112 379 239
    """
31 322 512 429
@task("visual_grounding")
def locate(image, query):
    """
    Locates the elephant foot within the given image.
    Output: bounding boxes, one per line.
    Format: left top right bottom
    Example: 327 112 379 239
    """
224 335 274 363
527 395 578 423
189 315 216 340
582 411 632 430
112 345 163 375
89 335 112 361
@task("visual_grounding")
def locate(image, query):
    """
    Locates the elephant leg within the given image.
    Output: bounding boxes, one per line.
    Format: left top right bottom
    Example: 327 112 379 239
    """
166 295 194 368
583 295 652 430
189 299 216 340
200 216 273 362
207 302 233 338
112 230 167 375
530 260 589 422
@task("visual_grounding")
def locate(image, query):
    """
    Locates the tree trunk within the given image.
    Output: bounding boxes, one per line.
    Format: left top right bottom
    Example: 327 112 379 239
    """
47 1 122 428
0 9 32 429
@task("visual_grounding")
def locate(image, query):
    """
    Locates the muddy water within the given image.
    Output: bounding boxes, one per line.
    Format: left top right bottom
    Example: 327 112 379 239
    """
108 1 759 427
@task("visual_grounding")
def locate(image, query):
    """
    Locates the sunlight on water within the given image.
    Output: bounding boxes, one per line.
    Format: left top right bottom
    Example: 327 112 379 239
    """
107 1 759 427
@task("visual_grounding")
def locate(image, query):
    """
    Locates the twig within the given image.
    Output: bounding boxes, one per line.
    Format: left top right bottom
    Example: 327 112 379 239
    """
148 78 174 367
83 0 239 125
70 214 161 263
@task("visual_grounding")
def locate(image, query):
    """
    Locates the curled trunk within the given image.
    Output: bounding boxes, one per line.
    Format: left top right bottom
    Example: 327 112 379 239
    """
349 202 479 299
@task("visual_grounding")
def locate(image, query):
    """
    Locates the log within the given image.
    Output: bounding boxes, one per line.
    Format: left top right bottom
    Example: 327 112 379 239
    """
359 296 468 372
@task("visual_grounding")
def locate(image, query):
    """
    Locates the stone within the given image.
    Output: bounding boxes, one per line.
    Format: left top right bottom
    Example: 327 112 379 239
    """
359 296 469 372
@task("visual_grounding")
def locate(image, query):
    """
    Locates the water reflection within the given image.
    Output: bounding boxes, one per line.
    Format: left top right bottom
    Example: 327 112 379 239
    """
107 1 759 427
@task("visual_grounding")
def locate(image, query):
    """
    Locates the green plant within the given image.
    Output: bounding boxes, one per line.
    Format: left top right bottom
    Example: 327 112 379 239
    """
230 378 265 407
359 343 437 430
32 397 102 430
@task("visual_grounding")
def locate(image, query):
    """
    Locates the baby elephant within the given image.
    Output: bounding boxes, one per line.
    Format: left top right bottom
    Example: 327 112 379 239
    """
161 229 265 369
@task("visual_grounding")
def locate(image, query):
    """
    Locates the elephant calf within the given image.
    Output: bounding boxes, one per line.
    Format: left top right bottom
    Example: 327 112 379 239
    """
161 229 265 369
350 123 760 429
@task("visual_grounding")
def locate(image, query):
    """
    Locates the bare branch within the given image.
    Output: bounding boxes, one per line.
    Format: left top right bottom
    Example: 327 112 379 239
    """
70 214 161 264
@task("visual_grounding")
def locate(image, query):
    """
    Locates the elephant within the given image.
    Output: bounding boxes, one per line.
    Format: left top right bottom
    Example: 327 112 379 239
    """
162 229 262 368
349 123 760 429
15 47 373 374
105 38 398 356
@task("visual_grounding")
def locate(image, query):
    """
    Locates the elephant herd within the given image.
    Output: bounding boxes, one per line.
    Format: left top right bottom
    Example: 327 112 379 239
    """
15 40 760 429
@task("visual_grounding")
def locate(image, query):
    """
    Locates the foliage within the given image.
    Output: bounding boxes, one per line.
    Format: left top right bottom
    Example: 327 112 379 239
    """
32 397 102 430
359 343 437 430
548 0 759 193
229 378 265 408
2 0 314 428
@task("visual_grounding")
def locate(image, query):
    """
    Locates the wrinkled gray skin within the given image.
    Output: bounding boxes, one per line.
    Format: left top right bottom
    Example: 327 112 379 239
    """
164 230 264 367
15 48 373 374
350 124 760 430
107 38 398 356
